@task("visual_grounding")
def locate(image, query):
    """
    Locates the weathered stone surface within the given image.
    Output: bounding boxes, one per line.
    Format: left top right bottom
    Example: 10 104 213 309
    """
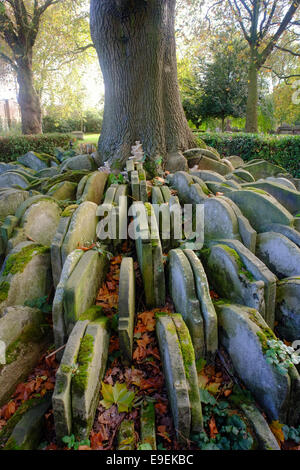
233 169 255 182
239 403 280 450
64 249 108 333
262 223 300 248
205 181 237 195
0 305 50 406
131 170 140 200
226 155 245 168
72 318 109 439
243 181 300 215
47 181 77 201
0 241 52 314
4 397 51 450
227 189 294 232
79 171 108 204
61 154 97 172
156 314 191 443
132 202 165 308
7 196 61 252
161 185 171 203
52 249 84 349
51 216 71 288
221 158 235 172
256 232 300 279
216 303 291 422
36 167 59 179
190 170 226 183
118 420 135 450
276 277 300 342
140 402 156 450
266 177 297 191
210 239 277 329
17 151 49 171
165 151 189 173
0 306 43 362
183 250 218 357
172 313 203 433
243 161 287 179
151 186 164 205
0 189 29 219
53 320 89 442
0 215 18 254
184 147 220 161
219 196 257 252
0 171 29 189
205 244 265 315
118 257 135 365
168 249 205 359
189 155 231 175
76 175 89 200
61 201 98 264
169 171 207 203
204 197 240 242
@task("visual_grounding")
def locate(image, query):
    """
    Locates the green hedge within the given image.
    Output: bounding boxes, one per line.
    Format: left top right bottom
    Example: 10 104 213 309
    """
198 132 300 178
0 133 74 163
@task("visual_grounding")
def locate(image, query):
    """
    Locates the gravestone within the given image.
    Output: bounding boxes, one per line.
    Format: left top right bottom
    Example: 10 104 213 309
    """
276 277 300 342
168 249 205 359
256 232 300 279
118 257 135 365
72 317 110 439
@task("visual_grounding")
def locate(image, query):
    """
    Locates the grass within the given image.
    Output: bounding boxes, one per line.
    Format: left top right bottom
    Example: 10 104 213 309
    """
83 134 99 145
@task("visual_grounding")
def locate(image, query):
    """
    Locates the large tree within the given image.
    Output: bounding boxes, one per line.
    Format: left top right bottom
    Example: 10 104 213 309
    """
90 0 197 171
0 0 67 134
221 0 300 132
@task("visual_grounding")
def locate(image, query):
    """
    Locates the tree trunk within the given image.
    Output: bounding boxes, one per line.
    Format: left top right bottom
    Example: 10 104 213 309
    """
245 53 258 133
90 0 196 170
16 56 42 135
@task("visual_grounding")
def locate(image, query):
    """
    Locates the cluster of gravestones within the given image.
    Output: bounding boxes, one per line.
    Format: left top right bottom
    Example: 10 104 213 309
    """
0 144 299 450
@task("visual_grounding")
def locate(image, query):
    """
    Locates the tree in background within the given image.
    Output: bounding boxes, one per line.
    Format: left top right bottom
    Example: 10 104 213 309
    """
90 0 196 171
221 0 300 133
0 0 93 135
179 38 248 131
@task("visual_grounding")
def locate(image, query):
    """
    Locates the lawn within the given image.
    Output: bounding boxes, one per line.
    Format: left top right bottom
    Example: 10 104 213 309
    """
83 133 100 145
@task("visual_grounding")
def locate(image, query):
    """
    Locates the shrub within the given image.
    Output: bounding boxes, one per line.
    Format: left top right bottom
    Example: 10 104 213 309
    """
0 133 74 162
198 132 300 177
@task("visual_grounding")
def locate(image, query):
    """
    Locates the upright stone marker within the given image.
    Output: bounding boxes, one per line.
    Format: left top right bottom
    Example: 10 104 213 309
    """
118 258 135 365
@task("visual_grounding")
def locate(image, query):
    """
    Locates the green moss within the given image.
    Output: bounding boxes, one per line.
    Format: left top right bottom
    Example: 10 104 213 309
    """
247 308 276 353
144 202 152 216
79 305 103 322
73 334 94 393
5 318 46 364
0 281 10 302
220 245 255 281
173 314 195 380
2 244 50 277
245 187 269 195
61 204 78 217
3 436 19 450
61 364 72 374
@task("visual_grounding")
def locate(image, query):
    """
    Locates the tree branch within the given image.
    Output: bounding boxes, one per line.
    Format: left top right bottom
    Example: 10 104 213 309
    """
274 44 300 57
259 0 300 66
0 51 17 70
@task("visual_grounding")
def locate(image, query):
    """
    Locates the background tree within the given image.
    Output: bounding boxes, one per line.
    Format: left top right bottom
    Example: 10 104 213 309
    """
0 0 94 135
0 0 65 134
214 0 300 133
90 0 197 171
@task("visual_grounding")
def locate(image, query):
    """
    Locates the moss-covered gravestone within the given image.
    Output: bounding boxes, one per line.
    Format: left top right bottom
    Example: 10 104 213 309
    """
72 317 110 439
118 257 135 365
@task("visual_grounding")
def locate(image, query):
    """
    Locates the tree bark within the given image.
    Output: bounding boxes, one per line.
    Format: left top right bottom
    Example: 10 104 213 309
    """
90 0 196 170
245 52 258 133
16 56 42 135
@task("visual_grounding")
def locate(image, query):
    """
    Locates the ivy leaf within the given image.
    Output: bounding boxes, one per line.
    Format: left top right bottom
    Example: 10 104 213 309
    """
199 388 217 405
270 420 285 444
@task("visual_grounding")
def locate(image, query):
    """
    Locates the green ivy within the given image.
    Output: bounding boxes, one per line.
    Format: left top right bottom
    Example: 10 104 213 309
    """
24 295 52 314
264 339 300 375
193 390 254 450
62 434 90 450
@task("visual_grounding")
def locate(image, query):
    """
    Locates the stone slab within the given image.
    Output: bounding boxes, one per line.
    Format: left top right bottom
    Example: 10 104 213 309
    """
118 257 135 365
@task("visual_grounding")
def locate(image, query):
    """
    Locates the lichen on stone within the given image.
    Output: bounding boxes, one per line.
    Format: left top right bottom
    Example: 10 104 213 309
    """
2 244 50 277
73 334 94 393
0 281 10 302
